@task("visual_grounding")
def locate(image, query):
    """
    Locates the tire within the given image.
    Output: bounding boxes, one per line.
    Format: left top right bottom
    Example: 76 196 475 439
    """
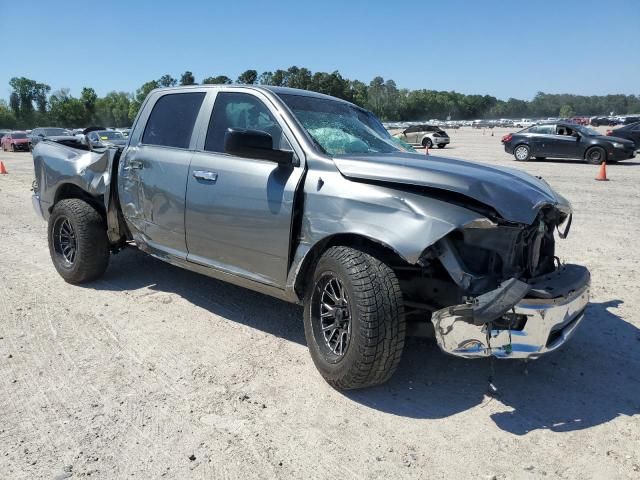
437 144 446 149
422 138 433 148
585 146 606 165
513 144 530 161
304 246 406 390
48 199 110 284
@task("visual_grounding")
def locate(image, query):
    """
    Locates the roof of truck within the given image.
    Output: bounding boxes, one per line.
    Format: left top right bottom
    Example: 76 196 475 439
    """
152 84 357 107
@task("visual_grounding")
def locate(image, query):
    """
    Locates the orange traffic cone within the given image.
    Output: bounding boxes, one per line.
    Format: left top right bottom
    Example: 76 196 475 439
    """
595 161 608 181
0 161 7 175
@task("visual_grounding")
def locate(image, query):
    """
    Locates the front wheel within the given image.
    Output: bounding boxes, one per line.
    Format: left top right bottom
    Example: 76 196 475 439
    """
514 144 530 161
585 146 606 165
48 199 110 284
304 246 406 390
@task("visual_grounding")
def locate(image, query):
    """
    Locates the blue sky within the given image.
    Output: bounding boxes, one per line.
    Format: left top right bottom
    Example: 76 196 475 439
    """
1 0 638 101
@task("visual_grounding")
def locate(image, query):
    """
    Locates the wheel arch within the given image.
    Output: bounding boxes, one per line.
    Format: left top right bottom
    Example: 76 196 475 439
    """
584 144 608 161
291 233 410 301
52 183 106 219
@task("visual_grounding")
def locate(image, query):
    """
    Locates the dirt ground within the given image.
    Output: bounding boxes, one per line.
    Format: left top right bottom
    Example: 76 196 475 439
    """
1 128 639 479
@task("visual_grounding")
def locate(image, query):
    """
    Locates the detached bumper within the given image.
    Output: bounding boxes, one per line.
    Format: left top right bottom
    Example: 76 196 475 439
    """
431 264 590 359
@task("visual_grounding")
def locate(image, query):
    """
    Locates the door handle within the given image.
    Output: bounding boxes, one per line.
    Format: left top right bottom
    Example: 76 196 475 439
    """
124 159 143 170
193 170 218 182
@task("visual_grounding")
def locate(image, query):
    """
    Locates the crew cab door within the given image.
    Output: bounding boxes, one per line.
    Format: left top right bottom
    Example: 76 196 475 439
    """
184 90 304 288
119 91 206 256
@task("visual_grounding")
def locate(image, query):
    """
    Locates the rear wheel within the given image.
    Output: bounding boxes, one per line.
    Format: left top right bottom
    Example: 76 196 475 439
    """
585 146 606 165
48 199 110 284
304 246 406 390
514 144 530 161
422 138 433 148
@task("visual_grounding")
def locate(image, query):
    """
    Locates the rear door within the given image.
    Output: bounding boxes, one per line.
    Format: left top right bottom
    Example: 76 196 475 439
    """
119 91 206 257
530 124 557 157
184 90 304 288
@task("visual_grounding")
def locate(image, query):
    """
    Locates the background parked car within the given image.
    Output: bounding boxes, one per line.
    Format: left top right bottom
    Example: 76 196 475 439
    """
1 131 31 152
86 130 128 148
502 122 636 164
394 124 450 148
0 129 11 141
590 116 617 127
29 127 76 147
606 121 640 149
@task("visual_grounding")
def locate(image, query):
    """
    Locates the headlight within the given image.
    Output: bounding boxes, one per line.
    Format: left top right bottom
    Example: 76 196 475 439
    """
612 142 625 148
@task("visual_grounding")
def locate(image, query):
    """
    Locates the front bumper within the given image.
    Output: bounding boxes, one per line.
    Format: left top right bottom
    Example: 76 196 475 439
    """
12 143 30 151
609 147 636 161
431 264 590 359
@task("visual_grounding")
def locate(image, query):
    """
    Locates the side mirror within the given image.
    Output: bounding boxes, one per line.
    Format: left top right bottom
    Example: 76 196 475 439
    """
572 132 581 139
224 128 293 165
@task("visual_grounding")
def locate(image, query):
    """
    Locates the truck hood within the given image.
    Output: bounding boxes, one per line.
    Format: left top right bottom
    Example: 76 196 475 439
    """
332 152 570 225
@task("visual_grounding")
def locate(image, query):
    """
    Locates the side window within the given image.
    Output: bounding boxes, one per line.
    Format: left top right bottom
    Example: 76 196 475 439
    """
204 92 290 153
142 92 205 148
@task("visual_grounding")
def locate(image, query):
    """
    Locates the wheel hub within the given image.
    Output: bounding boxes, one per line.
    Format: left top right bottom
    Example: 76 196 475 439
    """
316 275 352 357
54 217 77 265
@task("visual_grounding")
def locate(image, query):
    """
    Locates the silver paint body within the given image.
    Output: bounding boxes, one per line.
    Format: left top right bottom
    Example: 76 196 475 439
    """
32 85 588 359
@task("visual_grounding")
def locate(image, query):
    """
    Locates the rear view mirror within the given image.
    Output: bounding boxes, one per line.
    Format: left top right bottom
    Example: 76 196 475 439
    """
224 128 293 165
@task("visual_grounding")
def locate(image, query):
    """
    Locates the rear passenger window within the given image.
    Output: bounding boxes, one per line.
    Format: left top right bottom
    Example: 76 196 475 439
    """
142 92 205 148
204 92 290 153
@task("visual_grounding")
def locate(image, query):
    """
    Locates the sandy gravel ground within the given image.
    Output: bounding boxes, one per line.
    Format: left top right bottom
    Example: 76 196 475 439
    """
1 128 639 479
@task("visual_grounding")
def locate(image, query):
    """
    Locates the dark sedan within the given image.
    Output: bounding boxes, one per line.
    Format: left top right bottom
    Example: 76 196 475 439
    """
607 121 640 149
502 123 636 164
29 127 77 147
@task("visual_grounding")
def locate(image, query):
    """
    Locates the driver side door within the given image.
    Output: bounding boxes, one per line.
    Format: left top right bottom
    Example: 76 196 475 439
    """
184 91 304 288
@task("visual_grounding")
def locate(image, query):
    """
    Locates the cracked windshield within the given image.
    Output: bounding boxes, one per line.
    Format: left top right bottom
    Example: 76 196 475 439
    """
278 93 413 155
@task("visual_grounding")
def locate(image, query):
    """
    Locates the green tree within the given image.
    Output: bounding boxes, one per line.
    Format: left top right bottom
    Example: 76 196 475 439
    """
202 75 232 84
96 92 132 126
236 69 258 84
0 100 17 128
81 87 98 123
48 89 87 127
559 104 575 118
158 74 177 87
129 80 160 122
180 71 196 86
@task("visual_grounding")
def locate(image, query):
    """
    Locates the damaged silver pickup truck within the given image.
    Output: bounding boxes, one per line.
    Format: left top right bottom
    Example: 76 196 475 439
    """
32 85 590 389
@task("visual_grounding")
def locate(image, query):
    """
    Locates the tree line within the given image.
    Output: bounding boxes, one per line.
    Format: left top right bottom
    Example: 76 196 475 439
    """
1 67 639 129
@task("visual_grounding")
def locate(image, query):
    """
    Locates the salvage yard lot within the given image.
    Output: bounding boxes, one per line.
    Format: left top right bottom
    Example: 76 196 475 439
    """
1 128 639 479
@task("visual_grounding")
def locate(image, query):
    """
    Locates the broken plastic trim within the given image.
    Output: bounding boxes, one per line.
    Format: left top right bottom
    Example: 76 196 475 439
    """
433 277 530 327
